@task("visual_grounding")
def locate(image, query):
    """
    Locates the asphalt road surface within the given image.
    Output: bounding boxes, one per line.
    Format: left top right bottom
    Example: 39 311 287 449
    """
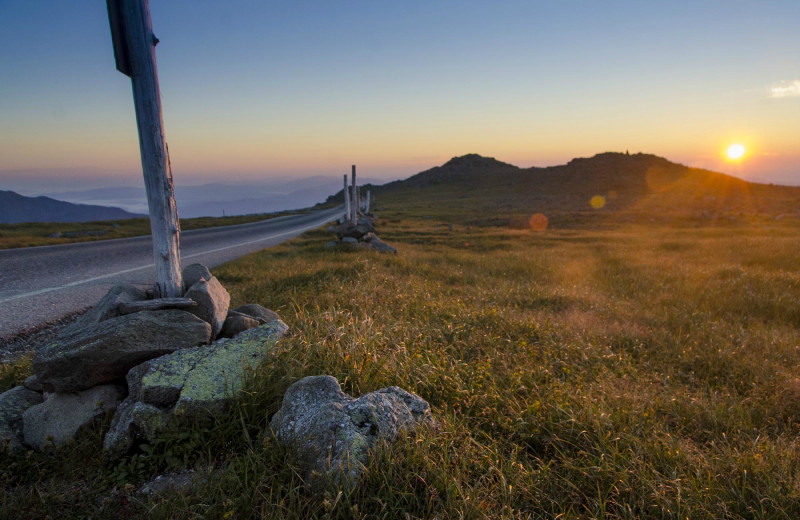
0 207 343 343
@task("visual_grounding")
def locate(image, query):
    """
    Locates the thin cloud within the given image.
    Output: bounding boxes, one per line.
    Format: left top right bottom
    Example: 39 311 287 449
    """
769 80 800 99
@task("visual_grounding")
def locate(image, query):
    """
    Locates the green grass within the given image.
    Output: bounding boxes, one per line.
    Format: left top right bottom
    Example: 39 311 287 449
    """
0 211 306 249
3 211 800 518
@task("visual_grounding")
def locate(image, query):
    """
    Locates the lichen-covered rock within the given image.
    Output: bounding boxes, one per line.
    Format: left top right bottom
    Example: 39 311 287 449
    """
22 384 124 450
182 264 213 293
0 386 44 452
185 277 230 339
270 375 434 488
104 320 289 459
33 310 212 393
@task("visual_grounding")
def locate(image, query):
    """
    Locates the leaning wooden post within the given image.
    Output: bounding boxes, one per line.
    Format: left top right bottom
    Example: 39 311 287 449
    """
351 165 357 224
343 174 350 221
107 0 182 297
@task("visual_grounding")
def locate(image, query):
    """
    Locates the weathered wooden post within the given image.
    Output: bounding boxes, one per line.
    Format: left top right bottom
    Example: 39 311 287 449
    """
365 189 371 214
351 165 357 224
107 0 182 297
343 174 350 221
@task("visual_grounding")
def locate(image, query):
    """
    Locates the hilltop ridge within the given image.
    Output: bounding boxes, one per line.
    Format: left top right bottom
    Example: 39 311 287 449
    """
339 152 800 222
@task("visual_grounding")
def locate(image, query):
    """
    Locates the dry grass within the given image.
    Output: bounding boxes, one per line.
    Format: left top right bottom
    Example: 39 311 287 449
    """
2 212 800 518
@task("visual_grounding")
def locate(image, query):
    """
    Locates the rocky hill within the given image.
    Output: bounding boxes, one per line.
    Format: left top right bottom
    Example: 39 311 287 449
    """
335 152 800 220
0 190 144 224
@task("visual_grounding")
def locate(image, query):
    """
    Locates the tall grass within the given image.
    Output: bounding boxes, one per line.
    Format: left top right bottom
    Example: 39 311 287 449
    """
2 216 800 518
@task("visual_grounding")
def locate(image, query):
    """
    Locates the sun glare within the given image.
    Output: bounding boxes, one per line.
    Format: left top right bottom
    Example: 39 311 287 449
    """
726 143 746 161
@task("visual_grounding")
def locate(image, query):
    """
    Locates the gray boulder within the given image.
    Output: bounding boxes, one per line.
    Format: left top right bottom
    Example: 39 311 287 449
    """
182 263 213 293
270 375 433 487
104 320 289 459
341 236 359 245
34 310 212 393
0 386 44 452
22 384 124 450
185 277 230 339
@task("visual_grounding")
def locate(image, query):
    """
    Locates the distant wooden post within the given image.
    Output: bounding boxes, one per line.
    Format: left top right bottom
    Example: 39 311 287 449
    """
107 0 182 297
351 165 357 224
343 174 350 221
365 189 371 214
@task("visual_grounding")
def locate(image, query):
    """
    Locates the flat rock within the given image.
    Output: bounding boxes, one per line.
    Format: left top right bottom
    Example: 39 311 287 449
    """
34 310 212 393
104 320 289 459
61 284 147 336
185 277 230 339
0 386 44 452
22 384 124 450
270 375 433 487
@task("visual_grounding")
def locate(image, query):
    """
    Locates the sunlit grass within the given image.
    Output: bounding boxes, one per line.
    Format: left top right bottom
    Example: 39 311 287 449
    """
2 215 800 518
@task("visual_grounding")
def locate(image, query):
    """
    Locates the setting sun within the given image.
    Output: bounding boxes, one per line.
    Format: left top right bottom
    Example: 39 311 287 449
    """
726 143 746 160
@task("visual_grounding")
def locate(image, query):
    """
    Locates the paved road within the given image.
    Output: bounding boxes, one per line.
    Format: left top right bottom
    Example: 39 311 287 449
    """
0 207 343 343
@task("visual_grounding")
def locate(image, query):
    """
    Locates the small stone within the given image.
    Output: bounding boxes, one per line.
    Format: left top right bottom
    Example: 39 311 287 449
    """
22 384 124 450
23 375 45 392
219 312 260 339
232 304 279 324
0 386 44 452
182 264 213 293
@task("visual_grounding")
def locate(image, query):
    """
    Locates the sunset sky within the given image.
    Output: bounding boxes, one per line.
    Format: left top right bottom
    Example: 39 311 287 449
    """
1 1 799 193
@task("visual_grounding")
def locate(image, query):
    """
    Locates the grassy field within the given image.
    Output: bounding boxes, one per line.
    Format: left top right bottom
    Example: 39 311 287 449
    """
2 205 800 518
0 211 308 250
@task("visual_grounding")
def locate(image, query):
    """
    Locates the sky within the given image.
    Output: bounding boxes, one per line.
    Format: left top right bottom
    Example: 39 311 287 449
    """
1 0 799 194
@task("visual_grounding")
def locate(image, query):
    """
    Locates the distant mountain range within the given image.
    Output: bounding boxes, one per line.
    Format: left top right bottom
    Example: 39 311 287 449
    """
0 190 144 224
41 176 387 219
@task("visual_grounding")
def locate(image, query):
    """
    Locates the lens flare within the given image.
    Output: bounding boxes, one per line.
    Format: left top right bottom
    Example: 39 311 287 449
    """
590 195 606 209
529 213 549 231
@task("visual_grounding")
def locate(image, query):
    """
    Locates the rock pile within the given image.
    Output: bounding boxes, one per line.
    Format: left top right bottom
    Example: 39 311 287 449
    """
0 263 287 455
325 216 397 253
